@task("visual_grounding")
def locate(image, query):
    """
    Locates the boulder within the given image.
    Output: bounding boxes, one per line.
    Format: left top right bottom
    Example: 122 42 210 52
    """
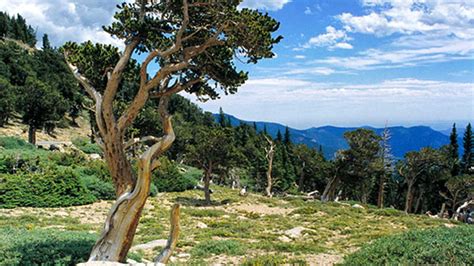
352 204 365 209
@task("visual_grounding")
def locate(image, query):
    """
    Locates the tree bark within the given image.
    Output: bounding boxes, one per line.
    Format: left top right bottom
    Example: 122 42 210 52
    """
321 175 339 202
377 173 386 208
89 110 175 262
155 204 180 264
264 136 275 197
298 161 306 192
28 125 36 145
405 182 415 213
414 188 424 214
204 166 212 205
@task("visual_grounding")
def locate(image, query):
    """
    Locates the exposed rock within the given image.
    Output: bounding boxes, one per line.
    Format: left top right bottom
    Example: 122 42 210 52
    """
77 262 164 266
196 221 208 229
278 235 292 242
130 239 167 251
176 253 191 258
285 226 306 239
89 153 102 160
352 204 365 209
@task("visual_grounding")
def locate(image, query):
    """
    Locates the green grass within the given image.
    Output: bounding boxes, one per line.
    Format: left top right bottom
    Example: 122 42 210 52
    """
0 160 458 265
191 239 246 257
341 226 474 265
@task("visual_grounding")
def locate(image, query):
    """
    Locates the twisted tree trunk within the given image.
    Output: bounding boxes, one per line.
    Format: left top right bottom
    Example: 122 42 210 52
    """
89 101 176 262
264 136 275 197
321 175 339 202
405 181 415 213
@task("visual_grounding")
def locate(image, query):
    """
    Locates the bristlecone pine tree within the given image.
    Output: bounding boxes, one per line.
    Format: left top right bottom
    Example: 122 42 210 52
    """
63 0 281 262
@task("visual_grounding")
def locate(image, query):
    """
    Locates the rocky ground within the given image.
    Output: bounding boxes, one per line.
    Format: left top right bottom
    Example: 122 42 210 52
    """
0 185 457 265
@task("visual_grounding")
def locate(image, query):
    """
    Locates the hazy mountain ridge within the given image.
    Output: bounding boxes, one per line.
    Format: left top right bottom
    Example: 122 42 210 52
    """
217 114 459 159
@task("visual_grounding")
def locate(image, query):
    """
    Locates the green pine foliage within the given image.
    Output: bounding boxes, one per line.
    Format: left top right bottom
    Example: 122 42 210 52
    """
341 226 474 265
0 227 96 266
152 157 197 192
0 168 96 208
0 12 37 46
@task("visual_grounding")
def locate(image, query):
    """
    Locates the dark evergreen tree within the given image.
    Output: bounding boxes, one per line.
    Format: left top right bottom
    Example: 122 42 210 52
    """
276 129 282 142
449 123 460 176
0 77 16 126
42 33 51 50
284 126 291 145
17 77 68 144
218 107 227 127
0 12 8 37
462 123 473 173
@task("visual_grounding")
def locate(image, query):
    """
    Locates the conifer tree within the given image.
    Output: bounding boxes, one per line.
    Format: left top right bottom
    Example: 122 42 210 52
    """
276 129 282 142
218 107 227 127
449 123 460 176
462 123 473 173
284 126 291 145
42 34 51 50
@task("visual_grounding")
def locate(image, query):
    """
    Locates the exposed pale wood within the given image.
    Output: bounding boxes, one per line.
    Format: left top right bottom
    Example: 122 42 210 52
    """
155 204 180 264
264 136 276 197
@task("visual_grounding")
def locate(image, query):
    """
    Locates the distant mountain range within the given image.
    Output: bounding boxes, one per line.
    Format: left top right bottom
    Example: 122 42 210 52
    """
215 114 463 159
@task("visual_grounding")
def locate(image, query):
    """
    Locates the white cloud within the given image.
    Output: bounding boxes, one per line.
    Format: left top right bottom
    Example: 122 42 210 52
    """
304 7 313 15
304 26 353 50
285 67 336 76
302 0 474 69
294 55 306 59
184 77 473 128
239 0 291 11
315 38 474 70
0 0 126 48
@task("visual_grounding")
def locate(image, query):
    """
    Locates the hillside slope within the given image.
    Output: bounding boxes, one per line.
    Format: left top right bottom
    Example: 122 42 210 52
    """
219 114 452 158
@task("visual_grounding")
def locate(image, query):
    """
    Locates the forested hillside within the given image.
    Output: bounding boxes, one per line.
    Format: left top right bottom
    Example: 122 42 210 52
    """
219 113 462 159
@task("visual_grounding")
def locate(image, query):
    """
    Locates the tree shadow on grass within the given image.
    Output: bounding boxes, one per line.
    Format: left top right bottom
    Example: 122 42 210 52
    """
174 197 234 207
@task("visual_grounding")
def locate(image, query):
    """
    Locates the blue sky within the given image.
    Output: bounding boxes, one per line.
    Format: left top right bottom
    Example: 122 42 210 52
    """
2 0 473 129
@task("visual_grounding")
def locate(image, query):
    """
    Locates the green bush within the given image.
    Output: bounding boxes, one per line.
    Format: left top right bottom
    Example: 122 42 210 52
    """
0 227 96 266
191 239 245 257
77 160 111 181
0 169 96 208
72 137 103 155
48 150 87 167
0 137 34 150
341 226 474 265
79 174 115 200
153 158 197 192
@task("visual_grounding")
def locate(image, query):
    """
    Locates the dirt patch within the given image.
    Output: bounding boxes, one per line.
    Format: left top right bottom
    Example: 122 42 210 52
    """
306 253 344 265
0 201 112 224
232 203 294 215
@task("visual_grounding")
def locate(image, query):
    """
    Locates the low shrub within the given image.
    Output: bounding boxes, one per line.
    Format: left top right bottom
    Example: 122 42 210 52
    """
79 174 115 200
0 137 34 150
341 226 474 265
0 227 96 266
77 160 111 181
48 150 87 167
0 169 96 208
72 137 103 155
153 158 197 192
191 239 245 257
